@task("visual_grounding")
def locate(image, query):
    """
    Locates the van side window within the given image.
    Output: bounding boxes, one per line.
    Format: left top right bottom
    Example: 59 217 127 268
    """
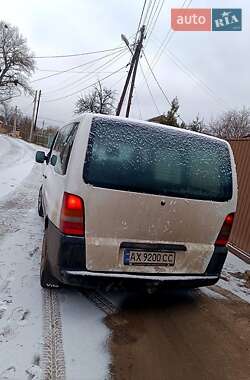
46 132 58 163
51 122 79 175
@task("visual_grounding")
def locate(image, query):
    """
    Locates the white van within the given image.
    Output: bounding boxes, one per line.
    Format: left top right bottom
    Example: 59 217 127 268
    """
35 113 237 289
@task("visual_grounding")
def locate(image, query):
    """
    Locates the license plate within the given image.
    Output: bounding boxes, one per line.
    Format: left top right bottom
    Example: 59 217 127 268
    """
124 250 176 266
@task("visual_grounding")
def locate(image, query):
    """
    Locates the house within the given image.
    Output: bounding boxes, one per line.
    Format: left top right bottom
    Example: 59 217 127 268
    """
0 120 8 134
148 114 169 125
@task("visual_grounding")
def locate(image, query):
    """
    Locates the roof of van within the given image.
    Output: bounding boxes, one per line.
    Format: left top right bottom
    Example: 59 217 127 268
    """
71 112 228 145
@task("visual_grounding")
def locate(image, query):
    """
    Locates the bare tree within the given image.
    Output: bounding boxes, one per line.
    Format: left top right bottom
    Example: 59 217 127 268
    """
74 81 116 115
0 102 24 132
0 100 13 128
0 21 35 103
208 108 250 139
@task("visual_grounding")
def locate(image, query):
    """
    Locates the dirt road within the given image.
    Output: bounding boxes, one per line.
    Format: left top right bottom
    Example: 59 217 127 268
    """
107 288 250 380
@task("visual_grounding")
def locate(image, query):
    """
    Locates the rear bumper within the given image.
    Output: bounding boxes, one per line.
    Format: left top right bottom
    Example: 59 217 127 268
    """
61 270 219 289
46 219 227 289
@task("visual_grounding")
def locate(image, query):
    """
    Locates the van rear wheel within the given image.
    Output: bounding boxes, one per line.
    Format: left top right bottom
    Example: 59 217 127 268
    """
40 230 60 288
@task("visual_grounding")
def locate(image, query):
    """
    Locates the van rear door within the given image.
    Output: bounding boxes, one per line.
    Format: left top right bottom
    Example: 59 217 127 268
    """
82 117 234 274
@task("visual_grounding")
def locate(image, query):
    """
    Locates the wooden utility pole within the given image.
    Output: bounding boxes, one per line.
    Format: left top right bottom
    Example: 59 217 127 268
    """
126 25 145 117
34 90 41 131
29 90 37 142
13 106 17 135
116 25 145 117
116 51 138 116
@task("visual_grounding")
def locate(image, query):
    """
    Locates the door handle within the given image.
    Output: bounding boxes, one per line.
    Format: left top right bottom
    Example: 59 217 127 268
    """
43 174 47 179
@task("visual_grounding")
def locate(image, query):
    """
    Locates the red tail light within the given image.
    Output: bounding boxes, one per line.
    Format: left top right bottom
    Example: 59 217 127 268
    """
60 192 84 236
215 213 235 246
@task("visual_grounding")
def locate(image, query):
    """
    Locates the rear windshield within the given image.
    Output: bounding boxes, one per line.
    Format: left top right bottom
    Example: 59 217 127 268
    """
83 117 233 202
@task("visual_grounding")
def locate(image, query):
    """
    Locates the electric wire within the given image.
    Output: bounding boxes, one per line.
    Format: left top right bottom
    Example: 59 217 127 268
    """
32 48 126 83
146 0 161 33
36 69 115 74
143 52 171 106
145 0 165 46
165 49 230 110
43 65 128 103
34 46 125 59
135 0 148 39
21 111 65 124
111 73 128 88
139 62 160 114
145 0 158 30
142 0 153 26
37 116 65 124
133 89 143 119
43 49 128 95
143 51 185 123
142 0 228 112
151 0 192 68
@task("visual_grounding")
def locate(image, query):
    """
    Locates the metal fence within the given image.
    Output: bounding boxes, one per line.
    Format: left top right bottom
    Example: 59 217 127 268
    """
229 138 250 254
33 131 56 148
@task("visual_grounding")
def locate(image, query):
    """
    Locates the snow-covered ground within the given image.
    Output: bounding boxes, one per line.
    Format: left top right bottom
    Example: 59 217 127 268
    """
0 135 110 380
0 135 36 199
0 134 249 379
219 253 250 303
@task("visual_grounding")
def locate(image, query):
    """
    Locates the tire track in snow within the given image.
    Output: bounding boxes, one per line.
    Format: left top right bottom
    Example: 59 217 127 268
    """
42 290 66 380
82 290 119 315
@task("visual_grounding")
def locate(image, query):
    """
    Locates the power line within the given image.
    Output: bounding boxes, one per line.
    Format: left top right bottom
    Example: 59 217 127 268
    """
22 110 65 124
43 65 128 103
150 0 193 68
143 51 171 106
133 89 143 119
143 51 185 123
146 0 161 32
34 46 125 59
21 101 34 112
145 0 158 30
36 69 115 74
142 0 153 26
43 49 128 95
135 0 148 39
139 62 160 114
31 49 126 83
37 116 65 124
111 73 128 88
145 0 165 45
165 49 230 110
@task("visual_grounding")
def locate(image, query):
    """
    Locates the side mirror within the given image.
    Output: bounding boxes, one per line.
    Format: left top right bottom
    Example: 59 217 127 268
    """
35 151 46 164
50 154 57 166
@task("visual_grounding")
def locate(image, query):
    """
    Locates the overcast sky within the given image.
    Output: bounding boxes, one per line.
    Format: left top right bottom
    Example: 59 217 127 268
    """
1 0 249 127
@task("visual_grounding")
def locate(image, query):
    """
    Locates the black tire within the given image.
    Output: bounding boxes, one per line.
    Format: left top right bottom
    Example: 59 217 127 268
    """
40 230 60 288
38 186 44 217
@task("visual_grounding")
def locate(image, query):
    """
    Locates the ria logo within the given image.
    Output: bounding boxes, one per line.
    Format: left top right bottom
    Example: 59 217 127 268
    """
212 9 242 31
171 8 242 32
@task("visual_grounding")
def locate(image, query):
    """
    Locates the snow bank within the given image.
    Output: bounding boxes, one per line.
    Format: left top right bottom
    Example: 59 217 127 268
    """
219 253 250 303
0 135 36 199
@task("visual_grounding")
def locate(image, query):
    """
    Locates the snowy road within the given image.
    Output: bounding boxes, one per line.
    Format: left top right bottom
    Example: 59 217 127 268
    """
0 136 109 380
0 135 36 198
0 135 249 380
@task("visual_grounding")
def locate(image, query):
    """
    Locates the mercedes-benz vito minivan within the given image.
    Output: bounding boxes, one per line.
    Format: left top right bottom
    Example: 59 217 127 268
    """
35 113 237 289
